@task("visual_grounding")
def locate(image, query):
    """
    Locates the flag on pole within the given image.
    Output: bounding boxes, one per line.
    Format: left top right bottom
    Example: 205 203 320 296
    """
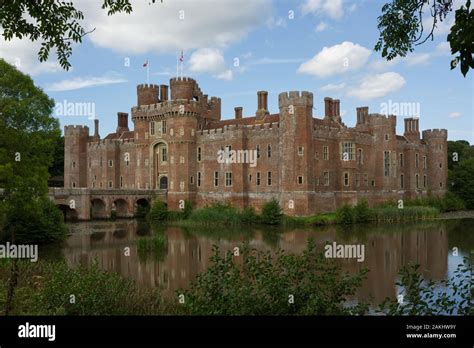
179 50 184 63
143 60 148 67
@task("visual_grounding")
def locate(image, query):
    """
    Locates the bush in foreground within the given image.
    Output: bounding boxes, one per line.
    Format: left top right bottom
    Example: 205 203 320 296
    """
260 199 282 225
180 240 369 315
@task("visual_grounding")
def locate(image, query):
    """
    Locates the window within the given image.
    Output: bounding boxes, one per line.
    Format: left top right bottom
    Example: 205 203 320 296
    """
343 172 349 187
72 182 76 188
180 156 185 164
189 176 194 185
399 153 404 168
415 153 419 168
214 171 219 187
384 151 390 177
423 156 427 169
150 121 155 135
120 176 123 188
125 157 129 166
267 144 272 158
197 147 202 162
197 172 201 187
323 146 329 160
108 160 113 167
145 159 149 167
416 174 419 188
88 158 91 168
356 173 360 187
341 142 355 161
170 128 174 136
162 120 167 134
364 174 368 187
256 145 260 158
384 134 389 141
439 163 443 168
108 181 113 188
323 171 329 186
100 157 103 167
315 151 319 160
256 172 261 186
400 174 404 189
92 182 95 188
162 148 167 162
249 174 252 182
225 172 232 187
298 176 303 185
298 146 304 156
357 148 363 164
423 175 427 188
267 171 272 186
225 145 232 159
72 161 76 168
315 177 319 186
371 180 375 187
100 182 103 188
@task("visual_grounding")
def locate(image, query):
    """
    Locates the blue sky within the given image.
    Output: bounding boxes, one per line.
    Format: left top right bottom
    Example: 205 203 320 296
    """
1 0 472 142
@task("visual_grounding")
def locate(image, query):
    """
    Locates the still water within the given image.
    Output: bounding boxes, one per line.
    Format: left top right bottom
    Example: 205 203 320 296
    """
61 219 473 305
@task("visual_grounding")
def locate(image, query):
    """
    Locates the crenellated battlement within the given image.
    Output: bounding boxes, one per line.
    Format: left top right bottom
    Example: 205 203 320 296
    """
64 125 90 136
422 129 448 139
278 91 313 107
170 77 197 84
137 84 159 90
132 99 201 117
366 113 397 126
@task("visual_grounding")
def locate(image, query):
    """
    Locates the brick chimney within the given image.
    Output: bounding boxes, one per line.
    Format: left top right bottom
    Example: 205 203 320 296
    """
256 91 269 120
234 107 243 119
116 112 129 135
160 85 169 102
404 117 420 142
324 97 333 117
94 119 100 139
356 107 369 125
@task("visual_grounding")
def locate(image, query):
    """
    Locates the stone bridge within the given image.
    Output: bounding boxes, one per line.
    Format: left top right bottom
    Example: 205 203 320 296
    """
48 188 167 220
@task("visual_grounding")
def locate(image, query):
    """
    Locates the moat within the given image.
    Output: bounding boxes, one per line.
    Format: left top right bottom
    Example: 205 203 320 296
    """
54 218 473 306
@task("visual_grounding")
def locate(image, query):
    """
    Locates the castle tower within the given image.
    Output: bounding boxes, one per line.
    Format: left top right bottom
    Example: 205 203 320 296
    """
137 84 159 106
170 77 198 101
422 129 448 194
279 91 314 215
64 126 90 188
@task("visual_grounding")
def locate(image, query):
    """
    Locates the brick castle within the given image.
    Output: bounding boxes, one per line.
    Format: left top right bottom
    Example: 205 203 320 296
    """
64 77 447 216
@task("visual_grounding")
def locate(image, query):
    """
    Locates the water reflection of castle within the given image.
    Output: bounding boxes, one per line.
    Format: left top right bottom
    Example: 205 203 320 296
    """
64 221 448 304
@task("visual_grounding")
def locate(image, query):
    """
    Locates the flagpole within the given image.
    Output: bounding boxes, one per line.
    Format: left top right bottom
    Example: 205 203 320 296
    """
176 54 179 78
146 61 149 84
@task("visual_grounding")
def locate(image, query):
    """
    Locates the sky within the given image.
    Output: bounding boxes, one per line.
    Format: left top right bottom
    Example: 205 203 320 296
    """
1 0 472 142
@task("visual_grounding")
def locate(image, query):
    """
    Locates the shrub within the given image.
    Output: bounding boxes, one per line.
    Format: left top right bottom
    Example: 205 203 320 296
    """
353 199 373 223
260 199 282 225
0 197 67 244
240 207 259 224
147 200 168 223
378 258 472 315
183 200 193 219
335 204 354 224
442 191 465 211
180 240 368 315
188 203 241 225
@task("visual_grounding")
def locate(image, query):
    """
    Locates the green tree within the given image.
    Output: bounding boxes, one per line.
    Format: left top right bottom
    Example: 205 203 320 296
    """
260 199 282 225
449 158 474 209
447 140 474 170
375 0 474 76
0 58 65 243
0 0 162 70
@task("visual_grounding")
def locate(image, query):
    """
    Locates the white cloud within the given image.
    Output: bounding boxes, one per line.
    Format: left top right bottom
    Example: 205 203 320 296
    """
250 57 305 65
302 0 344 19
436 41 451 55
320 83 346 92
0 37 62 76
348 72 406 100
449 112 461 119
188 48 232 80
216 70 233 81
405 53 431 66
369 57 401 71
267 16 287 28
45 74 127 92
78 0 271 54
297 41 371 78
315 22 328 32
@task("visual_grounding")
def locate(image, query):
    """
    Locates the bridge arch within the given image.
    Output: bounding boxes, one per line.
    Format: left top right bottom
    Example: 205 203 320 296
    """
91 198 107 219
135 198 150 217
113 198 129 218
56 204 78 221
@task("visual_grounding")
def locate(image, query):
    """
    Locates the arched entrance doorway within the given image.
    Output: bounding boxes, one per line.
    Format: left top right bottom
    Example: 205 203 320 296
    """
159 176 168 190
91 198 107 219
